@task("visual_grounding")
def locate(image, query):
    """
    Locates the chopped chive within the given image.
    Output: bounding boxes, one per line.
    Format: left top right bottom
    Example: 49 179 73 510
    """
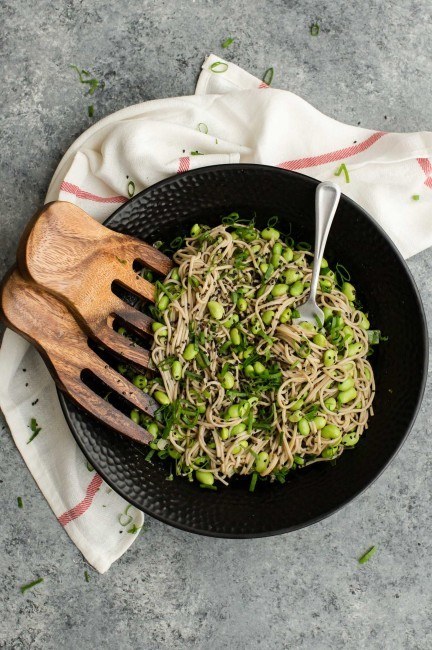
335 163 350 183
118 504 134 527
88 104 94 117
145 449 156 462
197 122 209 134
199 484 217 490
27 418 41 444
84 570 90 582
127 180 135 198
190 150 204 155
412 194 420 201
358 545 377 564
310 22 320 36
297 241 311 251
221 37 234 48
210 61 228 73
20 578 44 594
17 496 23 509
127 523 143 534
262 67 274 86
249 472 258 492
267 215 279 227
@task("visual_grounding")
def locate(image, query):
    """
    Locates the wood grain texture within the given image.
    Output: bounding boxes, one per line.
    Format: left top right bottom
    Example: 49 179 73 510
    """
17 201 173 369
0 268 156 445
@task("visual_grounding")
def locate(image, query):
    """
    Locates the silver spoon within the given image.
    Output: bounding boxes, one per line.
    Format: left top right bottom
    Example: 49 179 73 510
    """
293 181 341 327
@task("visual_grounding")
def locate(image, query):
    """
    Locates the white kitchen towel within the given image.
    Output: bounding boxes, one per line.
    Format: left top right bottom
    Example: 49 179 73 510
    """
1 54 431 573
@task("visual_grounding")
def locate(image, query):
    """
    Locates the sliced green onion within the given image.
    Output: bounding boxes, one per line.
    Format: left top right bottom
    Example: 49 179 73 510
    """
17 497 23 509
412 194 420 201
267 215 279 227
127 180 135 198
145 449 156 462
88 104 94 117
190 150 204 155
310 22 320 36
297 241 311 251
20 578 44 594
197 122 208 134
118 504 134 527
358 545 377 564
221 37 234 48
27 418 41 444
199 484 217 490
84 570 90 582
86 461 94 472
249 472 258 492
127 523 143 534
262 67 274 85
210 61 228 73
335 163 350 183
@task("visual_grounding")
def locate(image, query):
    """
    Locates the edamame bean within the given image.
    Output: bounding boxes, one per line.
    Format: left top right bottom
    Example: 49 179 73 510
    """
255 451 269 474
244 364 255 378
342 325 354 343
237 297 248 312
337 387 358 404
364 366 371 380
271 242 283 267
190 224 201 237
158 295 169 311
320 279 333 291
341 282 356 301
272 283 289 297
130 409 140 424
170 267 180 281
230 327 241 346
359 312 370 329
294 455 305 465
220 427 230 441
152 322 165 333
195 470 214 486
321 258 328 268
279 308 292 324
231 445 241 455
256 285 267 298
288 411 303 423
313 416 327 430
285 269 302 285
251 321 261 334
183 343 198 360
221 371 235 390
171 360 182 381
290 398 304 411
298 418 310 436
148 422 159 437
197 403 206 414
338 378 354 391
155 391 170 405
323 350 336 367
324 397 337 411
323 306 333 322
251 244 261 254
289 281 304 296
321 424 341 439
239 440 249 449
260 263 269 274
243 346 254 360
321 447 337 458
133 374 148 389
301 322 316 332
254 361 266 375
313 333 327 347
347 342 363 357
283 247 294 262
207 300 225 320
231 423 246 436
226 404 240 419
262 310 275 325
342 431 359 446
261 227 280 241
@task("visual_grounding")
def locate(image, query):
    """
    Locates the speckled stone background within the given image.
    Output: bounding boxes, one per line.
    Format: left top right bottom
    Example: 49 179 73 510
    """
1 1 431 648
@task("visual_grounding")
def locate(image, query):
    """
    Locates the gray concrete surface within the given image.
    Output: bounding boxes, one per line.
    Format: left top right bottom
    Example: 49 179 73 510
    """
1 1 431 648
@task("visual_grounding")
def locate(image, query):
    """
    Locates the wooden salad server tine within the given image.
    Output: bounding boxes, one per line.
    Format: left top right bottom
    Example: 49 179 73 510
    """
16 201 173 370
0 268 157 446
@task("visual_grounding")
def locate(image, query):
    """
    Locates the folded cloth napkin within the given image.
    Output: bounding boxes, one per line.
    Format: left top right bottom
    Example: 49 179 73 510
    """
1 54 431 573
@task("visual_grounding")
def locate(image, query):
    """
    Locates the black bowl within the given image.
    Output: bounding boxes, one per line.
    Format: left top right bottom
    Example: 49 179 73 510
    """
59 165 428 537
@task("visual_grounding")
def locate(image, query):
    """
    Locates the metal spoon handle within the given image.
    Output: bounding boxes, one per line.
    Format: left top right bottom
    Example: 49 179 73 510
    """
309 182 341 302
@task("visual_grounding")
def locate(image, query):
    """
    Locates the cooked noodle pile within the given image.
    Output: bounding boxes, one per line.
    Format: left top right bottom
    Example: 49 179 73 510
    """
146 220 376 489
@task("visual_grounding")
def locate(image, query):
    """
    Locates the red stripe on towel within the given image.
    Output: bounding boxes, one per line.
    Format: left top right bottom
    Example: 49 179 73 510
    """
417 158 432 188
177 157 190 173
60 181 127 204
58 474 103 526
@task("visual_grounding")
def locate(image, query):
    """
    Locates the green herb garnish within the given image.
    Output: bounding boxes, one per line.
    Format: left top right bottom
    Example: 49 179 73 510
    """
249 472 258 492
367 330 388 345
88 105 94 117
17 497 23 509
20 578 44 594
412 194 420 201
118 504 133 527
70 65 101 95
335 163 350 183
190 151 204 156
127 523 143 534
310 22 320 36
197 122 208 134
84 570 90 582
210 61 228 73
127 180 135 198
27 418 41 444
262 67 274 86
221 37 234 48
358 545 377 564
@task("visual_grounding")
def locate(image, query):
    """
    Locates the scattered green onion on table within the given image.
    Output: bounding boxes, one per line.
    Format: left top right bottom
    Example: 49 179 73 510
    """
113 216 383 491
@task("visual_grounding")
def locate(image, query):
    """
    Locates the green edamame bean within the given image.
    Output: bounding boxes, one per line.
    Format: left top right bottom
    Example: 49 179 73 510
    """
341 282 356 301
359 312 370 330
271 283 289 297
342 325 354 343
256 285 267 298
347 342 363 357
261 227 280 241
221 371 235 390
239 440 249 449
290 398 304 411
243 346 254 360
260 263 269 274
195 470 214 485
262 310 275 325
183 343 198 360
342 431 359 446
148 422 159 437
158 295 169 311
244 364 255 378
298 418 310 436
337 387 358 404
285 269 303 285
251 321 261 334
170 267 180 281
323 350 336 367
220 427 230 441
226 404 240 419
237 297 248 312
197 403 206 414
320 258 328 268
154 391 170 405
279 308 292 324
152 322 165 333
338 378 355 391
230 327 241 346
293 455 305 465
271 253 281 268
171 361 182 381
231 423 246 436
254 361 266 375
364 366 371 380
321 424 341 439
313 416 327 430
323 307 333 322
272 242 283 256
283 247 294 262
321 447 337 458
251 244 261 254
133 374 148 389
118 327 127 336
324 397 337 411
313 333 328 347
288 411 303 423
320 279 333 291
207 300 225 320
301 322 315 332
289 281 304 296
255 451 269 474
231 445 241 455
130 409 140 424
168 448 181 459
190 224 201 237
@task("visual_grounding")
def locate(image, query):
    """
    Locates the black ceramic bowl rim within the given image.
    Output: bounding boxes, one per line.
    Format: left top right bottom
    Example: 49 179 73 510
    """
59 164 428 538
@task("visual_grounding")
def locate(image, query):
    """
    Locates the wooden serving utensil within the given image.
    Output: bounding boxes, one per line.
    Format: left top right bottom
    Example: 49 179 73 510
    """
0 268 156 445
17 201 173 370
